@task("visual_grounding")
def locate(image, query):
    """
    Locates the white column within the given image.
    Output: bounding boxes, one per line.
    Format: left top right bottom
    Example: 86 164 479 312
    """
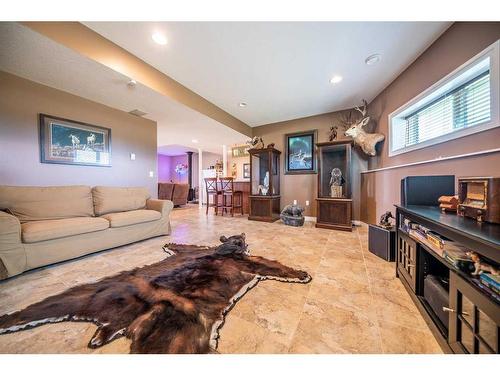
198 149 203 209
222 144 228 177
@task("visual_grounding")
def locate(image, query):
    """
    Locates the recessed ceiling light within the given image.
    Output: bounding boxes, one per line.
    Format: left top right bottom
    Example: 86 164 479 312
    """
330 75 343 84
365 54 381 65
152 32 168 45
238 102 247 108
191 139 199 144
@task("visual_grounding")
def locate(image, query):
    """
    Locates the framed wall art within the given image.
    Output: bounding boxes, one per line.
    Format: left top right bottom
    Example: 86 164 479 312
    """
39 114 112 167
231 145 250 158
243 163 250 178
284 129 317 174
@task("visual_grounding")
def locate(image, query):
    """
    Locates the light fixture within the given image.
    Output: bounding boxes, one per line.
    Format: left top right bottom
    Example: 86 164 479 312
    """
152 32 168 45
191 139 199 144
365 54 381 65
330 75 343 84
127 79 137 88
238 102 247 108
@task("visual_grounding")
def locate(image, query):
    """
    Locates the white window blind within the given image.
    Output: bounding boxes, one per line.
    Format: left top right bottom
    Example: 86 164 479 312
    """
389 40 499 157
403 71 491 148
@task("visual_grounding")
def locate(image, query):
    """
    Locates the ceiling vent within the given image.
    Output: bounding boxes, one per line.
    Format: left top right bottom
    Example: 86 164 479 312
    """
128 109 147 117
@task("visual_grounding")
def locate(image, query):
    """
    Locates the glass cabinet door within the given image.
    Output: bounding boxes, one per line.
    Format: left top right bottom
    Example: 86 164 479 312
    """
449 272 499 354
318 143 351 199
251 152 270 196
272 151 280 195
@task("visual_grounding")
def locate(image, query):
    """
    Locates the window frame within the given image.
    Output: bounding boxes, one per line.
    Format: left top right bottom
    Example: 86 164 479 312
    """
388 40 499 157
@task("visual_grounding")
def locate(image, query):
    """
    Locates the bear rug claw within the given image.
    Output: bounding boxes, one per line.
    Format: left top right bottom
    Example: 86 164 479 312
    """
0 234 311 353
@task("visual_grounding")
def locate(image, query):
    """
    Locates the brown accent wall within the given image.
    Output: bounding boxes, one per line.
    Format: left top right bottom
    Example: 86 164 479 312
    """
253 111 368 218
362 22 500 224
0 71 159 196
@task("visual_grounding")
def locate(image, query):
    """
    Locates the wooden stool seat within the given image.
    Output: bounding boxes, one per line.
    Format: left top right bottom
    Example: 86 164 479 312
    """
219 177 243 216
204 178 222 215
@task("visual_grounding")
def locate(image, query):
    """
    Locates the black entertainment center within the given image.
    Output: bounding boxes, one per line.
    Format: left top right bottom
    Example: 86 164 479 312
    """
395 176 499 354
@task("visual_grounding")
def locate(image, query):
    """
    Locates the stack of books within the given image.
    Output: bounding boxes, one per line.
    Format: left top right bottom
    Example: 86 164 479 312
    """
408 224 446 256
480 273 500 295
473 274 500 303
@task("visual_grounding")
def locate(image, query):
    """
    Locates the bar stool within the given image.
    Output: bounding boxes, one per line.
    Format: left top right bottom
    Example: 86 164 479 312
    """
219 177 243 216
204 178 222 215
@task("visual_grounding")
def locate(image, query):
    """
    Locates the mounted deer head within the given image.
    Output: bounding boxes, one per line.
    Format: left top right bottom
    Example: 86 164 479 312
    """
344 100 385 156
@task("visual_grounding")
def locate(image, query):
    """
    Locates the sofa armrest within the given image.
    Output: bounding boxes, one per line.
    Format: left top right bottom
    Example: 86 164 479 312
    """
146 199 174 218
0 211 26 279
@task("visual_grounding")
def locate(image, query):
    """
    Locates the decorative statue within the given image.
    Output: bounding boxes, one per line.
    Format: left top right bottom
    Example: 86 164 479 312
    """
258 171 270 195
467 252 499 276
266 143 275 149
343 100 385 156
379 211 395 229
280 203 305 227
328 125 338 141
231 162 237 178
246 136 265 150
329 168 344 198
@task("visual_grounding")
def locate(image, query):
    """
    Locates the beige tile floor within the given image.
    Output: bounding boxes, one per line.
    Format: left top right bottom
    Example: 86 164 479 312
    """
0 205 442 354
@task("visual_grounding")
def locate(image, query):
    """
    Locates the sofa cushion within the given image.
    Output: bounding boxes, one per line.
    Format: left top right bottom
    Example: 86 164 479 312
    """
92 186 151 216
101 209 161 228
0 185 94 223
21 217 110 243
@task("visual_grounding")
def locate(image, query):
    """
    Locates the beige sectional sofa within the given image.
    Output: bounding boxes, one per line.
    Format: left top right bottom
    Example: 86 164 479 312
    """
0 185 174 280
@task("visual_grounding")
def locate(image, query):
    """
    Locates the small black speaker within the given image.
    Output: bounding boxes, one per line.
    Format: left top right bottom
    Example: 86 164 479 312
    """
368 224 396 261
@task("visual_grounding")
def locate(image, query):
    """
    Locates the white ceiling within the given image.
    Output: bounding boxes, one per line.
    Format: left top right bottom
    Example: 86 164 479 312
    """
85 22 451 127
0 22 248 155
158 144 199 156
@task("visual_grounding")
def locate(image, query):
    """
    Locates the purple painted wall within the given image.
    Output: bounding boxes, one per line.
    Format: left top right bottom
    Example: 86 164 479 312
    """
157 154 189 184
157 154 172 182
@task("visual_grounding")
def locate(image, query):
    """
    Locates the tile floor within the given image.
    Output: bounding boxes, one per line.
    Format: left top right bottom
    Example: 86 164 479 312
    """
0 205 442 354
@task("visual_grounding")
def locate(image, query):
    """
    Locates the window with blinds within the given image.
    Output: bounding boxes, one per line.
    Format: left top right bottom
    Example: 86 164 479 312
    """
403 71 490 148
389 40 498 156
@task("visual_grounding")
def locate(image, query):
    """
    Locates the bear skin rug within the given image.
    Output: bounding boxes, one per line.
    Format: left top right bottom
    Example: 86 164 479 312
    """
0 234 311 354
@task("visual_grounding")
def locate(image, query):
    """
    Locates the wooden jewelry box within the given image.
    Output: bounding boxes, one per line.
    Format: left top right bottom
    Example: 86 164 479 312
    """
457 177 500 224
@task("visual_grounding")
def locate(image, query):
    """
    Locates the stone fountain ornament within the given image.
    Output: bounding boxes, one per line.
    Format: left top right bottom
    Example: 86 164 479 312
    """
281 201 305 227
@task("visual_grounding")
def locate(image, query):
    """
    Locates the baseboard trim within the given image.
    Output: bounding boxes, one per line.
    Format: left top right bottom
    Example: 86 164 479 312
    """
304 216 316 222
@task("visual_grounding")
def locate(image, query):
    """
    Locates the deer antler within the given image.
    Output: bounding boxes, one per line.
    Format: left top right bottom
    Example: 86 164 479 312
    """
339 111 353 128
354 99 368 118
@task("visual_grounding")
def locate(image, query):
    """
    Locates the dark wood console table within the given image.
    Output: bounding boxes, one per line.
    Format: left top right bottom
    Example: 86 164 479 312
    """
395 205 499 354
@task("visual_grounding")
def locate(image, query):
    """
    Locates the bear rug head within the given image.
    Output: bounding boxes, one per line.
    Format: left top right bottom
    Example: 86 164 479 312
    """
0 234 311 353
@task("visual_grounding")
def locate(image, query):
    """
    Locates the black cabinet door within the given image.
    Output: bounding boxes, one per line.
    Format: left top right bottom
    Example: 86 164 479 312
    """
448 272 500 354
397 231 418 292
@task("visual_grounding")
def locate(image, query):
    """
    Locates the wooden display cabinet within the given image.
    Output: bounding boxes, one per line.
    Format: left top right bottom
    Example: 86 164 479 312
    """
315 140 353 231
248 147 281 222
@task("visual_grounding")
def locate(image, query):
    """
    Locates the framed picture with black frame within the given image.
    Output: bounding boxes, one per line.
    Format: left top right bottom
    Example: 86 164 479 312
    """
39 114 112 167
243 163 250 178
284 129 317 174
